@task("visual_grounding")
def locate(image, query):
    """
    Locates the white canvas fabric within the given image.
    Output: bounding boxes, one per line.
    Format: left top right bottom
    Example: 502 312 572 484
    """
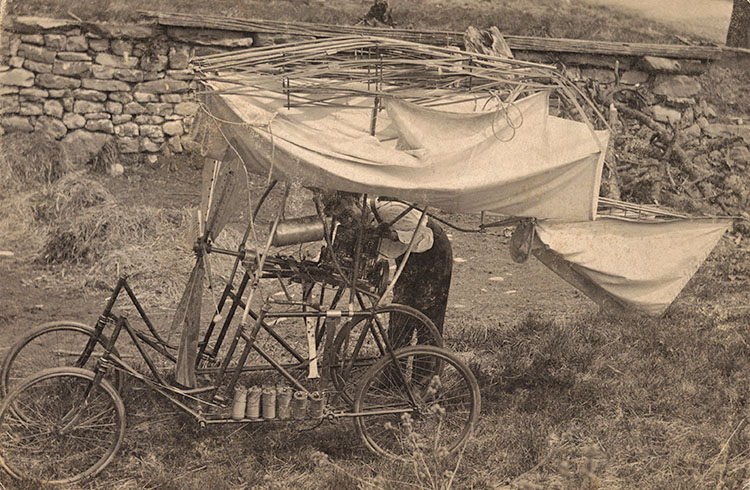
208 82 608 220
533 217 732 316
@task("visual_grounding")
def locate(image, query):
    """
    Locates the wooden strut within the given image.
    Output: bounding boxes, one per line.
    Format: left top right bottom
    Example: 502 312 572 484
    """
146 11 723 60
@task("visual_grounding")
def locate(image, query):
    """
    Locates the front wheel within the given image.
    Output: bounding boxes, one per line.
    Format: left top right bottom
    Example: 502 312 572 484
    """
0 367 126 485
353 345 480 460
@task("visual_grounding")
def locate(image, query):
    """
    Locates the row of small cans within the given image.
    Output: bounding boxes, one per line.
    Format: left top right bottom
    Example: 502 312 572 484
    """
232 385 325 421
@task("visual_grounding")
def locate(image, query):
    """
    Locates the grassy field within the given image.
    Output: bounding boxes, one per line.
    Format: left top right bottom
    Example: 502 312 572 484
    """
7 0 702 44
1 1 749 489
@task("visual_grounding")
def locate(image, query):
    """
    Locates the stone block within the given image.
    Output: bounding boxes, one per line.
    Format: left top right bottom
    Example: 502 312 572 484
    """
73 88 107 102
19 88 49 101
106 101 123 114
146 102 173 116
0 68 34 87
110 39 133 56
63 112 86 129
142 71 163 81
160 94 181 103
62 97 74 111
135 114 163 124
20 34 44 45
85 118 114 133
65 36 88 52
112 114 132 124
2 115 34 132
729 145 750 165
174 101 198 116
9 57 24 68
53 61 91 77
114 121 139 137
9 38 21 57
62 129 109 161
124 101 147 114
168 46 190 70
141 137 161 152
114 68 144 83
118 136 140 153
140 124 163 138
74 100 106 114
0 86 19 95
109 92 133 104
12 16 80 33
88 39 110 51
163 120 183 136
652 105 681 124
134 91 159 103
44 34 67 50
95 53 138 69
37 73 81 90
86 23 155 39
47 89 66 97
0 95 19 115
18 44 56 64
81 78 130 92
165 69 194 81
57 51 91 61
36 115 67 139
84 112 111 120
91 65 115 79
166 26 254 48
23 59 52 73
620 70 649 85
653 75 702 98
140 55 168 72
168 135 183 153
682 124 701 140
19 102 43 116
135 79 189 94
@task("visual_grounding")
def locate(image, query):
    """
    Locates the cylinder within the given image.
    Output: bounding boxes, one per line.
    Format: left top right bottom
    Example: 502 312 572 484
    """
308 391 325 419
271 215 326 246
245 385 261 419
291 390 309 420
277 386 293 420
261 386 277 420
231 385 247 421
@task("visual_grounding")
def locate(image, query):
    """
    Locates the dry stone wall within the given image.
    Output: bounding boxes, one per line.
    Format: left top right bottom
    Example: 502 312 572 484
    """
0 17 224 161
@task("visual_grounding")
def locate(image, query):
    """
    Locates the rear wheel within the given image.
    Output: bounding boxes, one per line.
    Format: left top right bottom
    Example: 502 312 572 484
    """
0 367 126 485
0 321 123 397
330 304 442 404
353 345 480 460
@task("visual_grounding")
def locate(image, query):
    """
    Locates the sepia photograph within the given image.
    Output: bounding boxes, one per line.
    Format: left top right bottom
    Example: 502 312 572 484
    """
0 0 748 488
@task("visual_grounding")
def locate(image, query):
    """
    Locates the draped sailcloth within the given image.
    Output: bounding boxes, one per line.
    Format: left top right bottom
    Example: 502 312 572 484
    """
206 83 609 221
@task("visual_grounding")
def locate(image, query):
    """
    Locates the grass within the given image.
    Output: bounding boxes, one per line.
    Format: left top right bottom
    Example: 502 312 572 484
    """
1 143 748 488
7 0 701 44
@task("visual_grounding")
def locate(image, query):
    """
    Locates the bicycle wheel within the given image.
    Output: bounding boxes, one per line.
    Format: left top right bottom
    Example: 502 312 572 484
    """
0 367 126 484
1 321 124 397
330 304 442 404
353 345 480 460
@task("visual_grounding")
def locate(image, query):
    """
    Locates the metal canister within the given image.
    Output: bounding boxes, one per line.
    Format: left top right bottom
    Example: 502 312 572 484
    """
261 386 277 419
291 390 309 419
308 391 325 419
277 386 293 420
271 215 326 246
245 386 262 419
231 385 247 421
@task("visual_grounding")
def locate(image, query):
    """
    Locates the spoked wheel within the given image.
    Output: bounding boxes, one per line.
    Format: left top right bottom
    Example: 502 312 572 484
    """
353 345 480 460
0 367 126 485
0 321 124 398
330 304 442 405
